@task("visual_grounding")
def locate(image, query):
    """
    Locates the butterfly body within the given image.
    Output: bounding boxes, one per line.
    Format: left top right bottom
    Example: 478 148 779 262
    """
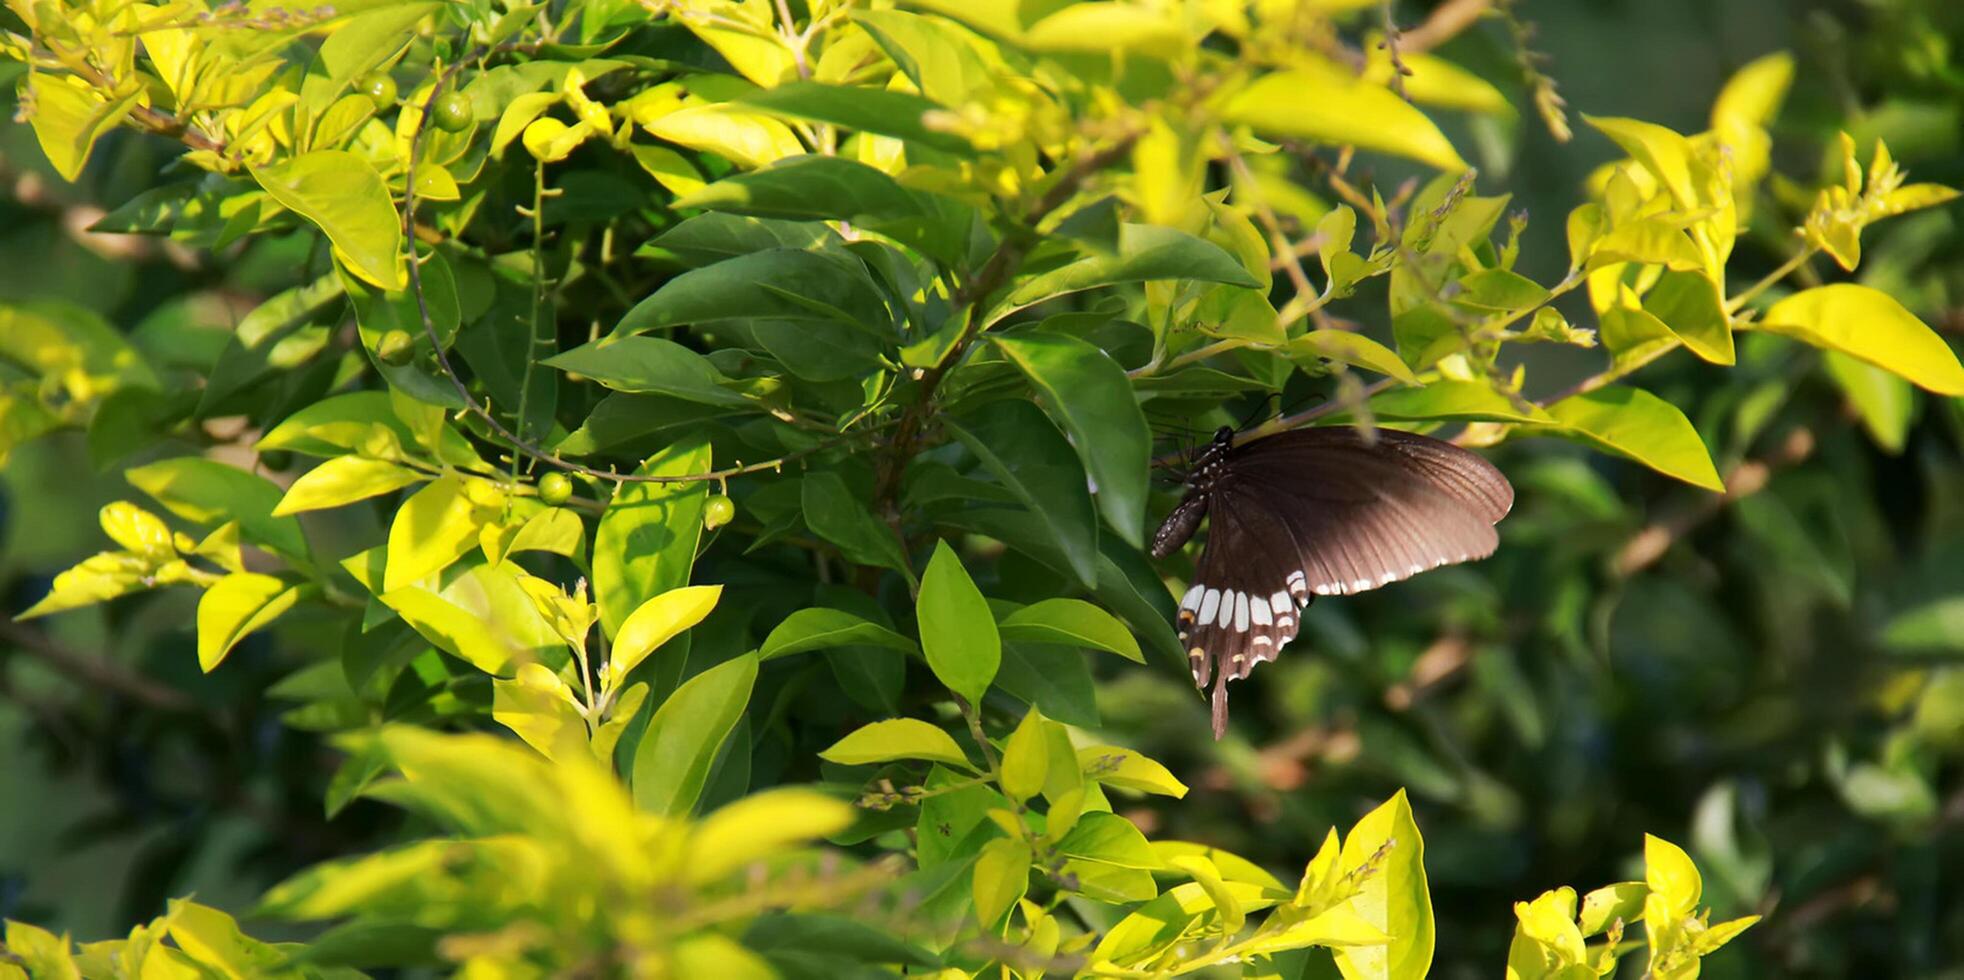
1155 425 1514 738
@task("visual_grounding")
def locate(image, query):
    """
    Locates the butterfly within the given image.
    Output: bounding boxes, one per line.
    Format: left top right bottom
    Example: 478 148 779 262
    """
1152 424 1514 738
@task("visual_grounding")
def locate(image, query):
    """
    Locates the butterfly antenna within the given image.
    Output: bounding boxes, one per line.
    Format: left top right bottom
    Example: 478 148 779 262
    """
1235 393 1282 433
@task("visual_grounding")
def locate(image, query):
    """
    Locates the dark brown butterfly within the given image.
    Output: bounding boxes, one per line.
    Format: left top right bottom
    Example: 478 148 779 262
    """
1152 424 1514 738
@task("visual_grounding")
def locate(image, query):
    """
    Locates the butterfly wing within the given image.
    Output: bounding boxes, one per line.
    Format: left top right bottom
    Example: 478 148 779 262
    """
1172 426 1513 737
1176 484 1315 738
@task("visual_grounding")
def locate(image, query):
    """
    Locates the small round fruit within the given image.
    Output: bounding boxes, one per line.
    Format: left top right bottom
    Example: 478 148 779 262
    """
258 450 293 472
376 329 415 365
539 472 573 506
356 71 396 105
432 92 473 132
703 494 736 530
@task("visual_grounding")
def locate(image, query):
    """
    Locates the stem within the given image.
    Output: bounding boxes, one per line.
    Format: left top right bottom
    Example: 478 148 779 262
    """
1725 245 1816 314
510 162 547 485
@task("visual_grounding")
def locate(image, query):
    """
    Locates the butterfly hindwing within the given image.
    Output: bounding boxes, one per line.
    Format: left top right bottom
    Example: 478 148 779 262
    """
1164 425 1514 738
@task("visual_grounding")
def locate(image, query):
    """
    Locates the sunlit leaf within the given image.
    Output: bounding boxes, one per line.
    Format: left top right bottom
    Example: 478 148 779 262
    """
917 541 1000 705
1761 283 1964 395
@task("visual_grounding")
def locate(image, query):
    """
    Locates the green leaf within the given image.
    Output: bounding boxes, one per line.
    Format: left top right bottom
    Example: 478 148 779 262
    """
917 541 1001 705
295 3 435 120
1761 283 1964 395
738 82 975 155
1092 880 1281 967
1881 598 1964 652
674 155 973 264
1824 350 1914 453
593 435 710 638
1642 270 1734 366
972 837 1033 929
992 332 1152 548
273 456 425 516
166 900 290 978
24 75 141 182
1287 331 1420 386
1332 790 1434 980
820 718 976 771
999 599 1142 663
802 471 915 581
258 391 418 457
126 457 310 562
250 150 404 290
642 214 840 266
742 913 941 969
851 9 997 107
616 248 890 336
1226 59 1467 171
1058 811 1162 869
632 652 759 816
384 476 490 591
98 501 174 562
1544 386 1725 492
1455 268 1552 312
340 256 465 410
760 607 920 660
544 337 753 407
946 402 1100 589
1000 223 1260 318
197 573 306 672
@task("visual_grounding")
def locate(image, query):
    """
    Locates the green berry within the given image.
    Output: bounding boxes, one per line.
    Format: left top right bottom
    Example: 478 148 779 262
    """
356 71 396 105
703 494 736 530
258 450 293 471
432 92 473 132
376 329 415 365
539 472 573 506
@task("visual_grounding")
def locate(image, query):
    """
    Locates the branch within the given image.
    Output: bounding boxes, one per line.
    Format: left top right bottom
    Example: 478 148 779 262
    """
1400 0 1494 53
1611 427 1816 577
0 621 199 714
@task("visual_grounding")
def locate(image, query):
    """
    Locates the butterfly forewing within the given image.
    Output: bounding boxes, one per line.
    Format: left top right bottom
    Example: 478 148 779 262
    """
1163 426 1513 738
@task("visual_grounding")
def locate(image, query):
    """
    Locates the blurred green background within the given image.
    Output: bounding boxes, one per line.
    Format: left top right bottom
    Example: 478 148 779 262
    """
5 0 1964 976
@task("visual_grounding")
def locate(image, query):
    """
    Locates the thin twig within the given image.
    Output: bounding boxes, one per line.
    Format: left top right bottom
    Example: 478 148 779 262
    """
1399 0 1494 53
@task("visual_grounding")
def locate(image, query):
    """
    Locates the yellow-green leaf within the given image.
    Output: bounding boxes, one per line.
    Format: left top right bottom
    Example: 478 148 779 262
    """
1226 59 1466 172
1545 386 1724 491
643 105 805 170
249 150 405 290
1761 283 1964 395
379 585 525 675
973 837 1033 929
1077 744 1188 798
1022 4 1186 58
25 74 141 182
1288 331 1420 385
273 456 424 516
1585 116 1698 209
686 788 855 884
1332 789 1434 980
1643 834 1702 917
632 652 758 816
492 662 589 764
611 584 722 680
819 718 975 771
99 501 175 562
197 573 306 672
917 541 1001 705
384 475 490 591
998 598 1144 663
999 706 1050 804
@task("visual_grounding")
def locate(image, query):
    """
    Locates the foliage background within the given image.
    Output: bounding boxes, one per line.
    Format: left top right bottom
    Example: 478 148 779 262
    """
1 0 1963 976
